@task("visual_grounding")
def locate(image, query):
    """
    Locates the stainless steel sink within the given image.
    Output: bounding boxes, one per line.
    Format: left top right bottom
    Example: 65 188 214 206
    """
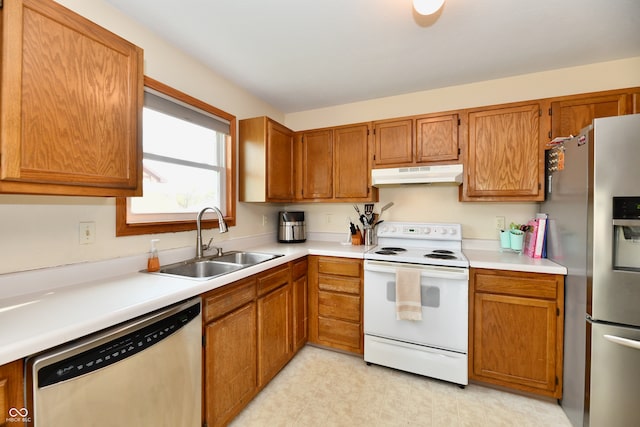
152 251 282 279
213 251 281 265
158 259 244 279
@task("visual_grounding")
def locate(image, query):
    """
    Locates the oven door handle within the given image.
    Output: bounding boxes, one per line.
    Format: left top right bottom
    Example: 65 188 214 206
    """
364 260 469 280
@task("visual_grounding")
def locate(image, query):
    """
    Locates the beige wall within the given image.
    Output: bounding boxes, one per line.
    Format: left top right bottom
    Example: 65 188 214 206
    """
0 0 638 274
284 57 640 240
0 0 284 274
285 57 640 129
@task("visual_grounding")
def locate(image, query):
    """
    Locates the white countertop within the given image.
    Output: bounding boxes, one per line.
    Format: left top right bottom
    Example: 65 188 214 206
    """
0 235 566 366
465 249 567 274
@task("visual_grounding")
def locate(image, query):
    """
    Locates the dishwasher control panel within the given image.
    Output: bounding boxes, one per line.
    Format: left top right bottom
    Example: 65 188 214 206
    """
35 301 201 388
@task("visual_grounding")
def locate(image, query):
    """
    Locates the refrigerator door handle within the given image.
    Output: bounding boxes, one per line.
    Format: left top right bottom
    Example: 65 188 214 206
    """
604 334 640 351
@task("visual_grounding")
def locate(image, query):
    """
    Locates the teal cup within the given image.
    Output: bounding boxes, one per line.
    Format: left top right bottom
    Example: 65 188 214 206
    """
510 230 524 252
499 230 511 249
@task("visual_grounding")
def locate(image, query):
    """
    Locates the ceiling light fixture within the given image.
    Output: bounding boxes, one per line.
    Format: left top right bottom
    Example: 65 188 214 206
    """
413 0 445 15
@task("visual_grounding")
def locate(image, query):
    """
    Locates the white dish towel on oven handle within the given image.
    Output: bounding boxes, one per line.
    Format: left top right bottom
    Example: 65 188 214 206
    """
395 267 422 321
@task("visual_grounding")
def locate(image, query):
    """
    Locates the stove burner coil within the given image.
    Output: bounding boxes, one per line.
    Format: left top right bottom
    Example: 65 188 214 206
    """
424 253 457 260
375 250 399 255
380 247 407 252
432 249 454 254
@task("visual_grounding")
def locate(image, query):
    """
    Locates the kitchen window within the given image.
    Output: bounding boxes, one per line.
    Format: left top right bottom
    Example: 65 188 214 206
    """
116 77 236 236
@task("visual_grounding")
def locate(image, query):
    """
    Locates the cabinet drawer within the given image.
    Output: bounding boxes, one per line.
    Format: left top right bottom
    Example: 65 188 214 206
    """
257 265 290 296
318 317 361 349
204 277 256 322
474 269 558 300
318 258 361 277
318 291 360 322
291 258 307 280
318 275 360 294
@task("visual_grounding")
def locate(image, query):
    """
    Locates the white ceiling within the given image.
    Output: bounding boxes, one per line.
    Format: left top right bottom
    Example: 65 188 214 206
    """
105 0 640 113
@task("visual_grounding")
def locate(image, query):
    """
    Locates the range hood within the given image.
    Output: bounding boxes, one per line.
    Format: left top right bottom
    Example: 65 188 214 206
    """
371 164 463 186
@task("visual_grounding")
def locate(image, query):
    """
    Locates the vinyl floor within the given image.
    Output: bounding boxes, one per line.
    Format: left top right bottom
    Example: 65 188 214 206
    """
230 345 572 426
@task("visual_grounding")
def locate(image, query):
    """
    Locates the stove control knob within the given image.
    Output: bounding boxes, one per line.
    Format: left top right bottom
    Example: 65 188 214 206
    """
448 228 457 235
423 227 431 235
438 228 447 235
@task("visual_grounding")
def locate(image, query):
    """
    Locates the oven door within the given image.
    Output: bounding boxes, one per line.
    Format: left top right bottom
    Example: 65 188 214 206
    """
363 260 469 353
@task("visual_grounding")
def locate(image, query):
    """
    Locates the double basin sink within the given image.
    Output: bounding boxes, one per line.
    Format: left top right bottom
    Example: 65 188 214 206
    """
153 251 283 280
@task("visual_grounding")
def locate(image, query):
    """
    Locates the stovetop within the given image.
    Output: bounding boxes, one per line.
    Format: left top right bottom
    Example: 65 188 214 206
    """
364 222 469 268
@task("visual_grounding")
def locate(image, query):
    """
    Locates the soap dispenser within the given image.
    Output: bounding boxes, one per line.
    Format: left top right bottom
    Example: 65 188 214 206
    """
147 239 160 272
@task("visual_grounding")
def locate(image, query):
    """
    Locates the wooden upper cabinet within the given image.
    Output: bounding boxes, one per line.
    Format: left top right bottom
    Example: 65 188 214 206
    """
463 103 544 201
373 119 413 166
266 120 295 201
0 0 143 196
295 123 376 202
239 116 294 202
300 129 333 199
334 124 370 199
633 91 640 114
373 114 459 167
551 92 628 138
416 114 459 163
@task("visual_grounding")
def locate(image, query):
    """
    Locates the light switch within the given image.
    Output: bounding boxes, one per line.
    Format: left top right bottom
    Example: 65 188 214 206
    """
79 222 96 244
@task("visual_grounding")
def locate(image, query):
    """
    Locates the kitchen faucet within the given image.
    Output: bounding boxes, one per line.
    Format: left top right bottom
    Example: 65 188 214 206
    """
196 207 228 259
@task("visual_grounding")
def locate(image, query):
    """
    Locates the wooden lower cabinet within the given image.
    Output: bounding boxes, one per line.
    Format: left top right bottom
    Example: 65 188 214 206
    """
292 258 308 352
203 277 257 427
257 266 292 387
469 268 564 398
1 360 24 426
202 260 307 426
308 255 363 354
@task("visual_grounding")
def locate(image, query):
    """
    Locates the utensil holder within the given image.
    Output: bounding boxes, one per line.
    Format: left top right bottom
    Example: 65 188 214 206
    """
363 227 376 246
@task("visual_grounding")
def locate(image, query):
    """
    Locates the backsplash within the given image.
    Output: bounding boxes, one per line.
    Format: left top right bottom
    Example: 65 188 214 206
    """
285 185 537 240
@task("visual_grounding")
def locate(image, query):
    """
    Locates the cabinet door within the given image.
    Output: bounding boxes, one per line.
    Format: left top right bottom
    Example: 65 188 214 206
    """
204 302 257 427
266 120 295 201
472 292 559 395
300 129 333 199
466 104 542 200
0 360 24 424
633 91 640 114
257 284 292 387
551 94 627 138
292 271 308 352
373 119 413 166
0 0 143 196
416 114 459 162
334 124 370 199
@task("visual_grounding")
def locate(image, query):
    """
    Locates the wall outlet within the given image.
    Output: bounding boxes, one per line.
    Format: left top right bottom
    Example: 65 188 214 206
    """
262 215 268 226
326 214 332 224
495 216 506 231
79 221 96 244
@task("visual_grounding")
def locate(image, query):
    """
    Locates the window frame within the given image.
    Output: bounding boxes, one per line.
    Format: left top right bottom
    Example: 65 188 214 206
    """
116 76 236 236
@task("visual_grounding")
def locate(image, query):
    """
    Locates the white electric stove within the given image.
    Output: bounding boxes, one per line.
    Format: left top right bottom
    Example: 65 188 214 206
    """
363 222 469 387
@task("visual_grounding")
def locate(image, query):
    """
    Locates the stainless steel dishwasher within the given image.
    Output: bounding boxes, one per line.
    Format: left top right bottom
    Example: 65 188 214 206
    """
26 298 202 427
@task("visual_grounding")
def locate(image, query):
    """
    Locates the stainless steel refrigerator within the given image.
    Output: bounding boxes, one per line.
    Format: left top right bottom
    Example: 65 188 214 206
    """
542 114 640 427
